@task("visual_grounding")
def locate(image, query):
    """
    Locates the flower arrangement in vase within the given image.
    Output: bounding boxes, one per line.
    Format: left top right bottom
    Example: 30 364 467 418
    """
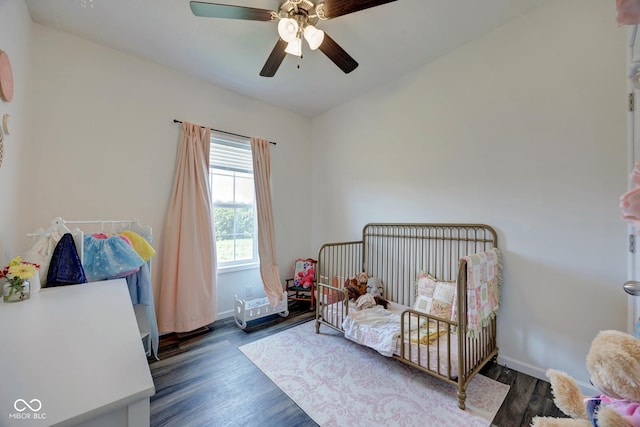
0 256 39 303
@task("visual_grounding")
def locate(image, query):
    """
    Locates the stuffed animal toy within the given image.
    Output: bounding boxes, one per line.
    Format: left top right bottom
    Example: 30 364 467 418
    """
366 277 384 297
296 266 315 289
344 272 369 298
344 272 389 309
293 258 316 289
531 330 640 427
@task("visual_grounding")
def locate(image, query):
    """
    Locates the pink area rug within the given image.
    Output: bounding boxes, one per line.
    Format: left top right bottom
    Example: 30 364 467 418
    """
239 320 509 427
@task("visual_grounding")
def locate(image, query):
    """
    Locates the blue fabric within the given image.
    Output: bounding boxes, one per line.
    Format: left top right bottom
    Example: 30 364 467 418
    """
126 262 159 360
46 233 87 287
586 397 601 427
126 261 153 306
83 235 145 282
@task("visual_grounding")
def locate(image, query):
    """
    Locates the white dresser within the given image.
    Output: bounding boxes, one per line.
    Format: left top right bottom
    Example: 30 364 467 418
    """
0 279 155 426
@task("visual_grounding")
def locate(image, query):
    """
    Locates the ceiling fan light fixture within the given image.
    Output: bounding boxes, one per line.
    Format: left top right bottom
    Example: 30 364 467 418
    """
277 18 299 43
303 25 324 50
285 37 302 57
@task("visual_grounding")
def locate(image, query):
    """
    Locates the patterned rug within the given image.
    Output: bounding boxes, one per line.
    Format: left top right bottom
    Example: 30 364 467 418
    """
239 320 509 427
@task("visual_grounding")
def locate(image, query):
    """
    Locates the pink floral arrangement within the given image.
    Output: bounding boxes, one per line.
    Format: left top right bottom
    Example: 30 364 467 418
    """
616 0 640 25
621 162 640 227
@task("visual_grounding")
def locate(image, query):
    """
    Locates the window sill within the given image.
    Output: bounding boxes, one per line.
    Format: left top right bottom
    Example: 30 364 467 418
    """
218 262 260 274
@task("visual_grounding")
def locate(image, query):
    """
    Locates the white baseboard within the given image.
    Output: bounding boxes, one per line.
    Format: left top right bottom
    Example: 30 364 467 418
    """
217 309 234 319
496 355 597 396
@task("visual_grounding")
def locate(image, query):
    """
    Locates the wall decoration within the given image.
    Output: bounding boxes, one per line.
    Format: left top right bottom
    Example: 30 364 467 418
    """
0 50 14 102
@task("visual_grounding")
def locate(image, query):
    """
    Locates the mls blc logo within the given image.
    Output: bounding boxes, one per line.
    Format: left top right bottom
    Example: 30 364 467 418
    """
14 399 41 412
9 399 46 420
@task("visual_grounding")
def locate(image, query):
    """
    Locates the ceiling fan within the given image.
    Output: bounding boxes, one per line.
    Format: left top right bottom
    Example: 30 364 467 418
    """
189 0 398 77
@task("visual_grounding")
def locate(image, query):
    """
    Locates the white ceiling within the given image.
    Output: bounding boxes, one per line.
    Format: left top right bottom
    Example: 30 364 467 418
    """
25 0 550 117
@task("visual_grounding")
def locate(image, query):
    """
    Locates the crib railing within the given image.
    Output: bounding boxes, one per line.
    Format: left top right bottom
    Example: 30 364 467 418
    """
316 240 363 286
315 240 362 332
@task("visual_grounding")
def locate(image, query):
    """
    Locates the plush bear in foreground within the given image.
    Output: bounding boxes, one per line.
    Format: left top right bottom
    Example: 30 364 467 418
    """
531 329 640 427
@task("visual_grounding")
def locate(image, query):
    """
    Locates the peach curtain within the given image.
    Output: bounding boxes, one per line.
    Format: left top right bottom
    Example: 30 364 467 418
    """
250 137 283 306
158 122 217 333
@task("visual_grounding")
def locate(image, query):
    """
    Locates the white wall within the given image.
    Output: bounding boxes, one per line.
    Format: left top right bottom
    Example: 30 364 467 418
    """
311 0 628 387
0 1 32 267
5 0 629 389
21 23 313 320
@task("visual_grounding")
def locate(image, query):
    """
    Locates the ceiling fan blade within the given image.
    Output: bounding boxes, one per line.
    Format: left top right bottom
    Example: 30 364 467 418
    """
190 1 275 21
260 39 288 77
318 33 358 74
322 0 397 19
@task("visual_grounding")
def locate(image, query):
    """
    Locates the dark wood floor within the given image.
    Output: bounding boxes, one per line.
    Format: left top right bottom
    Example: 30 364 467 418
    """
148 303 567 427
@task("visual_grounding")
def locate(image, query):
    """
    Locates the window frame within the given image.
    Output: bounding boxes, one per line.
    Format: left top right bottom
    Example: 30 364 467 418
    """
209 132 259 270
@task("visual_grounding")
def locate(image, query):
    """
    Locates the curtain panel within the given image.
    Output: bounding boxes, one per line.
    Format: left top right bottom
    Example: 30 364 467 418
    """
158 122 218 333
251 137 283 306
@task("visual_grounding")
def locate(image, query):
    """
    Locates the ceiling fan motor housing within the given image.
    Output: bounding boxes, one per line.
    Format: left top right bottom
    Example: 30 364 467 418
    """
280 0 320 27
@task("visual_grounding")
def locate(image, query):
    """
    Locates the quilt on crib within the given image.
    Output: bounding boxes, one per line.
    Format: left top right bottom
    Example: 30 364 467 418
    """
342 305 401 357
341 302 447 358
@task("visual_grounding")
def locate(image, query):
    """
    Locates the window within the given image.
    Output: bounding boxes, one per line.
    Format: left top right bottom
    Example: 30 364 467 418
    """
209 133 258 268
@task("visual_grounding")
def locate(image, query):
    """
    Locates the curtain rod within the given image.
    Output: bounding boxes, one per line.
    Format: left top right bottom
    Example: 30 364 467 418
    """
173 119 276 145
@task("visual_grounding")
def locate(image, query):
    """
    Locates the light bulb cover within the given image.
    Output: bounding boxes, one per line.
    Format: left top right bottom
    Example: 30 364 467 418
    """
303 25 324 50
285 37 302 57
278 18 299 43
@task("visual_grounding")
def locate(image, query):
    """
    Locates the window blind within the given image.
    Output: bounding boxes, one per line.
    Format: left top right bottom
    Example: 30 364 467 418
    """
210 137 252 174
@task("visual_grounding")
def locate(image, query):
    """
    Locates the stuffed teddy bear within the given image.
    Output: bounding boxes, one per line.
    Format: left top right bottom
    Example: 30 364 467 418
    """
531 329 640 427
344 272 369 299
344 272 389 309
366 277 384 297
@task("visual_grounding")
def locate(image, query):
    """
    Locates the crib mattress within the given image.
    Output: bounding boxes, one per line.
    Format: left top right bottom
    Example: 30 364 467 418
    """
322 301 459 378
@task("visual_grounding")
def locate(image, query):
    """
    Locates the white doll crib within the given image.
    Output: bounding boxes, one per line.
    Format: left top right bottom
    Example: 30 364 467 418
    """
234 291 289 329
